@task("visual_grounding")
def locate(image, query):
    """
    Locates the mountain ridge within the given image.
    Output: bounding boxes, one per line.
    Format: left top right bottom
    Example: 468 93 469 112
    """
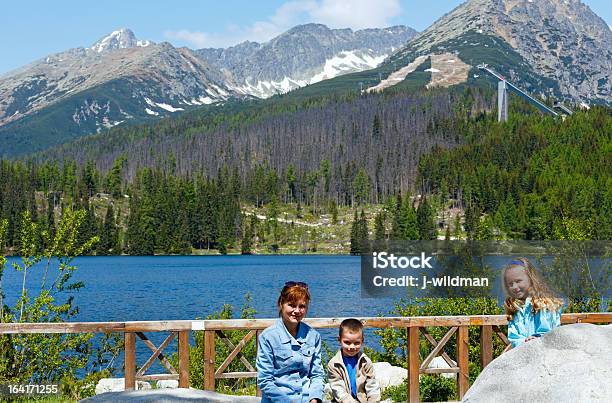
0 24 417 156
195 23 418 98
390 0 611 103
1 0 611 158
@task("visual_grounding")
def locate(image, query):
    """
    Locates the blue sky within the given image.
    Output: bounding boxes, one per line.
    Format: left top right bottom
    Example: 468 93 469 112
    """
1 0 610 75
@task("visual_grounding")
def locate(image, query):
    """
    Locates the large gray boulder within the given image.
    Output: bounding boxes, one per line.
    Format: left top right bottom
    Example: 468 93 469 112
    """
463 324 612 402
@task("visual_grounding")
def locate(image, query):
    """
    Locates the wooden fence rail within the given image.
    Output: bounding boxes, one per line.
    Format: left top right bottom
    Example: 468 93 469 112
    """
1 313 610 402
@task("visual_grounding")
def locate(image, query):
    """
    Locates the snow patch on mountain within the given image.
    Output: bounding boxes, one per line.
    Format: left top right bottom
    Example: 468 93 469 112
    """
101 117 124 129
143 97 184 112
230 76 307 98
89 28 152 53
181 96 215 105
232 50 388 98
310 51 386 83
144 97 156 108
155 102 183 112
210 84 228 97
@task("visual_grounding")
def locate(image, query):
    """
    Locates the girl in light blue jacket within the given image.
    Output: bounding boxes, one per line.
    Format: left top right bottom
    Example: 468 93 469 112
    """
503 258 563 348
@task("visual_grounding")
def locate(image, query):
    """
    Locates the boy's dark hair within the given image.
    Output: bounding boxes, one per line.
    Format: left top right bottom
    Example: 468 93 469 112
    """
339 318 364 337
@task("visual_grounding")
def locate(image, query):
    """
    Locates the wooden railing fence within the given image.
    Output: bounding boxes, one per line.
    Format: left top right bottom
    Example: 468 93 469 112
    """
1 313 610 402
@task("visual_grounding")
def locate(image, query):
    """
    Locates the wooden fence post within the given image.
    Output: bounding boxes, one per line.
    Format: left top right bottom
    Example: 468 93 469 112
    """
204 330 216 391
256 329 262 398
480 325 493 369
124 332 136 391
457 326 469 399
407 326 420 403
178 330 190 388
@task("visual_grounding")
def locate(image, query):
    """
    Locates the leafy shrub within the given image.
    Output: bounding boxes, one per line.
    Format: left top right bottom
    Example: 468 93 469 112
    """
0 211 121 399
382 375 457 402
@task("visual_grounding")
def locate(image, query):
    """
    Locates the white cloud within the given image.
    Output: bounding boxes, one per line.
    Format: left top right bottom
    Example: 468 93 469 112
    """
310 0 402 29
164 0 402 49
164 30 211 48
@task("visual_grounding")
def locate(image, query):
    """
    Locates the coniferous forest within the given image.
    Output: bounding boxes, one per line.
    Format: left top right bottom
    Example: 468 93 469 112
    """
0 86 610 255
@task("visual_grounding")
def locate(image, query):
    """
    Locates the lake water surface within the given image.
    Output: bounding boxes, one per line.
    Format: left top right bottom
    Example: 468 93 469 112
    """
3 255 397 321
2 255 398 374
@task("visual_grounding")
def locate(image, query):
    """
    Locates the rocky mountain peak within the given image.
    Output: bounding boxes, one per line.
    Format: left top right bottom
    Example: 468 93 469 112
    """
404 0 611 103
89 28 152 53
285 23 330 34
195 23 418 98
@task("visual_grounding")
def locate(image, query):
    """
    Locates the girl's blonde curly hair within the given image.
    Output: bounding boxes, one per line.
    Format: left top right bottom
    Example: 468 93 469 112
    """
503 257 563 319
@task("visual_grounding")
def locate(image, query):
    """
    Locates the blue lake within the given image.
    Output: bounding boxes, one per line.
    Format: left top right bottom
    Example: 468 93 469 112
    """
3 255 398 321
2 255 399 376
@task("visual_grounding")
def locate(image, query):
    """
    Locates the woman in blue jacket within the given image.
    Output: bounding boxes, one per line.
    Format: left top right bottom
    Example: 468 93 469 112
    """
256 281 325 402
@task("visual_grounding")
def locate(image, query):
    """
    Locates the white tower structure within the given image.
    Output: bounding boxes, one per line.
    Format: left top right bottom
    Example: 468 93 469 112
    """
498 80 509 122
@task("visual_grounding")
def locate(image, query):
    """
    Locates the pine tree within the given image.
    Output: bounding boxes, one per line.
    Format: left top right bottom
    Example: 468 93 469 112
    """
97 204 117 255
357 210 370 253
286 164 297 202
125 195 156 255
296 201 303 219
372 114 381 138
241 215 254 255
349 210 360 255
216 172 241 254
79 160 98 198
475 215 494 240
173 212 192 255
107 155 127 198
417 196 436 240
113 207 122 254
374 210 386 250
250 214 258 246
61 160 77 198
320 159 331 195
197 179 217 250
452 214 462 240
390 194 402 240
353 168 370 206
309 228 318 253
401 197 419 240
329 200 338 225
464 204 481 240
46 192 56 241
77 200 99 253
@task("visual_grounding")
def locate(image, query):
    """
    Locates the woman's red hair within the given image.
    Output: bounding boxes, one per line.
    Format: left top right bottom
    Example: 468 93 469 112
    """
277 285 311 309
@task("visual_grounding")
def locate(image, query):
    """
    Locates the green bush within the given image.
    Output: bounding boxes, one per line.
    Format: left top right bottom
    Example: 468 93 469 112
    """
380 383 406 402
382 375 457 402
0 211 121 400
420 375 457 402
